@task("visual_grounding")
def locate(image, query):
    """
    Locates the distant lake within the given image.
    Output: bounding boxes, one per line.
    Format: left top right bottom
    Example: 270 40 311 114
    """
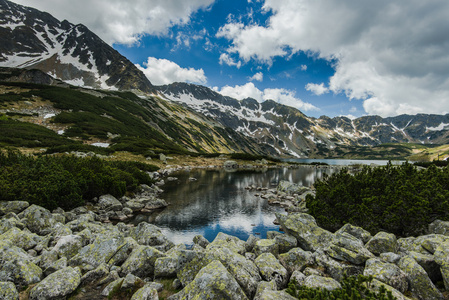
132 159 404 246
283 158 405 165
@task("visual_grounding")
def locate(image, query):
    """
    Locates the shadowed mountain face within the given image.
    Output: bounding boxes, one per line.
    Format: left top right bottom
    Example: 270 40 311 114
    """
0 0 153 92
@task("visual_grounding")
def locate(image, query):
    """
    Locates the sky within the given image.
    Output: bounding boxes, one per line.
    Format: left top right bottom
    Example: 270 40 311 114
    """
12 0 449 119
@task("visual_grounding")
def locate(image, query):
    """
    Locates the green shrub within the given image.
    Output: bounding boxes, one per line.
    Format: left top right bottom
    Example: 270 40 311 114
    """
286 275 396 300
307 162 449 236
0 151 158 210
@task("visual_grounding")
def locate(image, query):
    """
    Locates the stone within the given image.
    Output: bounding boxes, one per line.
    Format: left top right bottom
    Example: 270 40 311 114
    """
121 273 141 290
246 234 260 252
176 260 249 300
193 235 210 248
29 267 81 300
80 263 109 286
369 279 412 300
69 231 131 269
131 284 158 300
434 241 449 290
363 258 408 293
0 227 40 250
98 194 123 211
125 200 145 212
39 249 59 270
0 200 29 215
143 198 168 210
254 280 277 300
303 275 342 291
102 278 124 297
365 231 398 255
255 253 288 290
0 215 25 234
120 245 165 279
275 234 297 254
0 281 19 300
155 256 177 278
313 249 363 282
0 245 42 289
254 239 279 257
224 160 239 169
276 213 334 252
380 252 402 264
53 234 83 259
290 270 306 286
327 232 374 265
176 250 215 286
206 232 247 255
398 255 443 300
279 247 314 274
18 204 58 235
255 290 297 300
428 219 449 235
277 181 310 195
408 251 442 283
43 257 67 276
208 246 262 298
129 222 174 252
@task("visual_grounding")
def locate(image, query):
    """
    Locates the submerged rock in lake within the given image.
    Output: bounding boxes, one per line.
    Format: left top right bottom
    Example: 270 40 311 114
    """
1 188 449 299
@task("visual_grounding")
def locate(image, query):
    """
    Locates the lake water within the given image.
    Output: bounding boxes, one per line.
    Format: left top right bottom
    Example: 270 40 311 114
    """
132 159 403 246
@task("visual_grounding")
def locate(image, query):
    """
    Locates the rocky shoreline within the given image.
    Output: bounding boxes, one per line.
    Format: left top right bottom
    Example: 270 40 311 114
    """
1 168 449 299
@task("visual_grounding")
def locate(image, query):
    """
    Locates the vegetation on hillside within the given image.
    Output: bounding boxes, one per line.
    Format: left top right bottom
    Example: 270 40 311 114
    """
306 162 449 236
0 151 158 210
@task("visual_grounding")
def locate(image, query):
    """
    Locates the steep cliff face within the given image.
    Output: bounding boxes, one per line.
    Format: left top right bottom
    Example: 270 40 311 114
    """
0 0 153 92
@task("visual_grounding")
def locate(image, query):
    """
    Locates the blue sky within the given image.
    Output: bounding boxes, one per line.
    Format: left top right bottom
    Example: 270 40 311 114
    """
12 0 449 119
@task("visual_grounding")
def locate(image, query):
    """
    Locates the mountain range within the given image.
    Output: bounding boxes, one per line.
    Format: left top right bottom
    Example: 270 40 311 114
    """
1 0 449 158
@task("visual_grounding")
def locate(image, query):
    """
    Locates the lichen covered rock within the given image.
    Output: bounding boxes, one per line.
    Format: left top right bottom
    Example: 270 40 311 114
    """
0 281 19 300
335 223 372 243
365 231 398 255
176 260 249 300
254 239 279 257
303 274 342 291
279 247 314 274
255 253 288 289
0 200 29 216
363 258 408 293
18 204 58 235
0 245 42 289
129 222 174 251
120 245 165 279
29 267 81 300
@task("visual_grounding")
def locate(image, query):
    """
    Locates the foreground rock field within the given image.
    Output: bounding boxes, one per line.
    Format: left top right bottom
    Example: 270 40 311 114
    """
1 181 449 299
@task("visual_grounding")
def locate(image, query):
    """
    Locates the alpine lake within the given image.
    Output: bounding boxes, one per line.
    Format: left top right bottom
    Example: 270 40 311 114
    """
130 159 403 247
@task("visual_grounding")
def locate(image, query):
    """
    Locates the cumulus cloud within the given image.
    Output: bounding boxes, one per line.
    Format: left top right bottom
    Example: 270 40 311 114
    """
249 72 263 82
215 82 318 111
300 65 308 71
13 0 215 45
305 83 329 96
218 0 449 117
136 57 207 85
219 53 242 68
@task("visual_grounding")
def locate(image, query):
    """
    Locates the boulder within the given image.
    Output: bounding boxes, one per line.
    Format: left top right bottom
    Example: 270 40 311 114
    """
193 235 210 248
224 160 239 169
120 245 165 279
365 231 398 255
254 280 277 300
80 263 109 286
279 247 314 274
0 281 19 300
369 279 412 300
129 222 174 251
131 284 158 300
303 275 342 291
101 278 124 297
98 194 123 211
68 231 131 269
176 250 216 286
277 181 310 195
255 290 297 300
0 215 25 234
18 204 58 235
428 219 449 235
335 223 372 244
143 198 168 210
327 232 374 265
398 255 443 300
0 245 42 289
254 239 279 257
121 273 141 290
275 213 334 252
255 253 288 289
155 256 178 278
176 260 249 300
313 249 363 282
408 251 442 283
125 200 145 212
0 200 29 216
0 227 41 250
434 241 449 290
363 258 408 293
43 257 67 276
275 234 297 254
53 234 83 259
29 267 81 300
208 246 262 298
206 232 247 255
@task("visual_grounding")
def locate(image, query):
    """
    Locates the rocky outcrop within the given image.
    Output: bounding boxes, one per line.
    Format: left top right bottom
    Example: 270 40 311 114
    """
1 197 449 300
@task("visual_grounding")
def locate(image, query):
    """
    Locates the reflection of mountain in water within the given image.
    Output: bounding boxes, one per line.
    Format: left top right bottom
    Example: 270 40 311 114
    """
132 166 337 244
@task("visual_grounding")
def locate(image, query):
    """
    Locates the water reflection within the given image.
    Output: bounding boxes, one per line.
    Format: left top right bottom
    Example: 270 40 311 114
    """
132 166 338 246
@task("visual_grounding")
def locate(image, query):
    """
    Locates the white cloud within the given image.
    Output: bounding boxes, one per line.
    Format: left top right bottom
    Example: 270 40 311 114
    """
305 83 329 96
249 72 263 82
13 0 215 45
300 65 307 71
136 57 207 85
219 53 242 68
216 82 317 111
218 0 449 117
